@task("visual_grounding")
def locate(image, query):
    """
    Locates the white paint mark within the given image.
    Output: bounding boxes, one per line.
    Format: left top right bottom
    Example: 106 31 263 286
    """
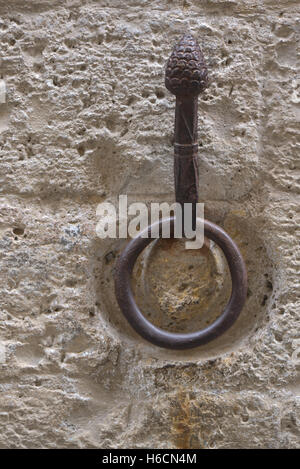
0 343 6 363
0 80 6 103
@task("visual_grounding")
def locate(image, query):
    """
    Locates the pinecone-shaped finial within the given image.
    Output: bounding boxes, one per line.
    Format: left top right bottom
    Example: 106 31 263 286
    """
165 34 208 97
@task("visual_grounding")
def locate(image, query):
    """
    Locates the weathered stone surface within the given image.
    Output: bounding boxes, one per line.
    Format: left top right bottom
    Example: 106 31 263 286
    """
0 0 299 448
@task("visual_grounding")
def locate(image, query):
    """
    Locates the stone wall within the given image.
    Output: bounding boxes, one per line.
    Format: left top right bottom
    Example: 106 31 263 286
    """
0 0 299 448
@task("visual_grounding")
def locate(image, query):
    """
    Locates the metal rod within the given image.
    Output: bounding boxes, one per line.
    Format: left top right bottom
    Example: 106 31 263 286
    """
165 34 208 230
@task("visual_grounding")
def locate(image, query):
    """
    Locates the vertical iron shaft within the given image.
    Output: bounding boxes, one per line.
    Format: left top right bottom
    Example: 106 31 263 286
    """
165 33 208 233
174 96 199 230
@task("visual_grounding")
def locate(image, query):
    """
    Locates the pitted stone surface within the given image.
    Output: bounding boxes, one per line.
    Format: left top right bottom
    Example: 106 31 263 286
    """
0 0 299 449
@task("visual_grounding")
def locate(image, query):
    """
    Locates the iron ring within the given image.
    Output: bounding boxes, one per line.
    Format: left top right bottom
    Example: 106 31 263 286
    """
114 217 247 350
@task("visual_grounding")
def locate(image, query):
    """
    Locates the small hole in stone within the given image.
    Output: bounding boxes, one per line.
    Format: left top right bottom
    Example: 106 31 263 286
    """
127 96 135 106
13 227 24 236
261 295 268 306
65 278 77 287
155 89 165 99
274 332 283 342
105 251 115 264
266 280 273 290
77 145 85 156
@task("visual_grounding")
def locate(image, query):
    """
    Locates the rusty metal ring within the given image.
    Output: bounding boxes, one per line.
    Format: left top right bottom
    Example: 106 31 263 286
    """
114 217 247 350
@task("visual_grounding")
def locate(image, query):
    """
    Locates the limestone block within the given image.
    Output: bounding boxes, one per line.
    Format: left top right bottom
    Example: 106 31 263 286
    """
0 0 299 448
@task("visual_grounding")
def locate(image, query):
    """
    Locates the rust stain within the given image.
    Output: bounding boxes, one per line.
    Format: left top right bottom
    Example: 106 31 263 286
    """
171 389 201 449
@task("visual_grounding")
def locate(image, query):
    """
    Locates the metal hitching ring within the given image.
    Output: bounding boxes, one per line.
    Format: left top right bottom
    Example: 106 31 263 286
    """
114 217 247 350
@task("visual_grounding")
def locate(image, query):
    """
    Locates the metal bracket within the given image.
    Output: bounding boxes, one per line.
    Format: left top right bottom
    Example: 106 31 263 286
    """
114 34 247 349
